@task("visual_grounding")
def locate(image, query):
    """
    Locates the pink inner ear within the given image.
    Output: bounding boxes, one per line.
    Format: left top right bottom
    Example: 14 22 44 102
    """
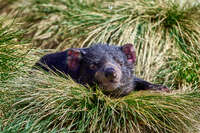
67 49 81 58
122 44 136 64
67 49 81 71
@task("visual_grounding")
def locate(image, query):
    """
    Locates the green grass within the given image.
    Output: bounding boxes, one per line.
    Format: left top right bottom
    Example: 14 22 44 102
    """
1 69 200 133
0 18 27 130
0 0 200 132
0 16 27 81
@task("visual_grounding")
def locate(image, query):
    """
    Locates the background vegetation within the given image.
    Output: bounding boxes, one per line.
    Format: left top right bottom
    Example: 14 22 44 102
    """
0 0 200 132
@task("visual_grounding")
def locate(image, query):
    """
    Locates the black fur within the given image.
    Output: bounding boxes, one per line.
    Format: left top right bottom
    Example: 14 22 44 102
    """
34 50 80 80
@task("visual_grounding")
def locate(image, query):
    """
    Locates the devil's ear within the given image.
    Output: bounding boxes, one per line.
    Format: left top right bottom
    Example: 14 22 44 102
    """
121 43 136 64
67 48 85 71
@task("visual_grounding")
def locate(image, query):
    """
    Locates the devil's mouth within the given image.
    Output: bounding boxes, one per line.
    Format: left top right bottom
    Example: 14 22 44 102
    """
98 81 120 90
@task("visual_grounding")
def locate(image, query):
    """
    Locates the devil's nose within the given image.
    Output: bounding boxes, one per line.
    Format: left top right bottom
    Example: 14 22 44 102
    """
105 68 117 79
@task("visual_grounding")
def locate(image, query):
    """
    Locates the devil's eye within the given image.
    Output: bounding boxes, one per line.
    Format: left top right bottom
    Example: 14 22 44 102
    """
89 64 97 70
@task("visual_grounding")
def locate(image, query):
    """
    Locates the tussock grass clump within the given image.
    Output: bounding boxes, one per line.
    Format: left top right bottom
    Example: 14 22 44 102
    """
1 69 200 133
156 42 200 90
9 0 200 48
0 17 29 124
0 17 28 81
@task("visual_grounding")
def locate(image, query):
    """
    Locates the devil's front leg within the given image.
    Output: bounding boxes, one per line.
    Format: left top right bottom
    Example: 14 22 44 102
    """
133 77 169 92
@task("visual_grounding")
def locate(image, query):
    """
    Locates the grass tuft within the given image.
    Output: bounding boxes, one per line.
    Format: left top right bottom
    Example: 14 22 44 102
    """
0 17 28 81
0 69 200 133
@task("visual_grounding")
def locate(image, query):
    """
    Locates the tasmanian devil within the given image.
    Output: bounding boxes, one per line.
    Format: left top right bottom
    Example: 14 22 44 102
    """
33 43 169 97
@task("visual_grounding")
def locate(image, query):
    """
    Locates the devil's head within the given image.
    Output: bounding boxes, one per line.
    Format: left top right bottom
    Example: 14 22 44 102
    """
66 43 136 97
